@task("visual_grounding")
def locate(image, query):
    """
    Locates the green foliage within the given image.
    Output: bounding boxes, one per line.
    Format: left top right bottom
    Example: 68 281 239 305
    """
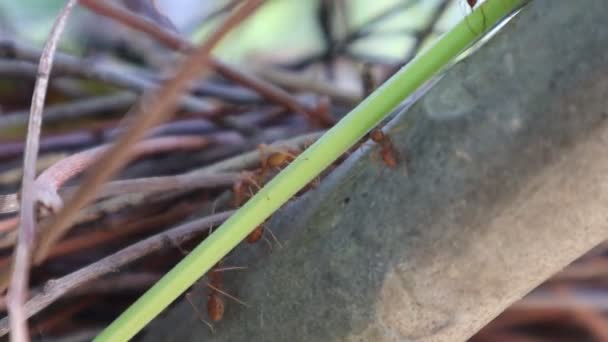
0 0 64 41
192 0 463 63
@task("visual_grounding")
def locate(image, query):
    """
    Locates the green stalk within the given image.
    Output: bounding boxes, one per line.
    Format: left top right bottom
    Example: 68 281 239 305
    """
95 1 527 340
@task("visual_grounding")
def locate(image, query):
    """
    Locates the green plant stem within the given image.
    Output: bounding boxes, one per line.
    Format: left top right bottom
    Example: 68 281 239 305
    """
95 1 528 340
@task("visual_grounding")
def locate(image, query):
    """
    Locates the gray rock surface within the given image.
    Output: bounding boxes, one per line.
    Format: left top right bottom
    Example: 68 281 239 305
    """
144 1 608 341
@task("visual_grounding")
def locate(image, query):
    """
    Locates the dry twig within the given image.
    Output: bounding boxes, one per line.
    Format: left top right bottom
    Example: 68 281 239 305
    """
0 210 234 337
7 1 78 341
77 0 331 125
34 135 210 213
33 0 265 268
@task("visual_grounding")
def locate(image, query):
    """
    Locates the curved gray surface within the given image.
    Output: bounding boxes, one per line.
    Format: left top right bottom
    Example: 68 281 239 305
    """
144 1 608 341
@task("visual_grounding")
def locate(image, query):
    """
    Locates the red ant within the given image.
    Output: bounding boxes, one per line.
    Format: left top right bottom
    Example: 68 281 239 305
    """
246 223 282 250
232 171 261 208
178 234 247 330
232 180 264 241
186 262 249 330
258 144 299 177
359 63 399 169
206 264 225 322
232 145 299 206
246 225 265 244
233 144 308 248
370 129 398 169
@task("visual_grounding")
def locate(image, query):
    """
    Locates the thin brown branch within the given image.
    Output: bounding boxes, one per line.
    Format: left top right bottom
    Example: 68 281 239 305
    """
68 272 160 297
34 135 210 213
33 329 102 342
0 136 209 224
0 137 213 292
6 136 218 234
0 46 255 134
251 66 360 106
0 170 238 218
0 92 135 130
32 0 265 266
0 200 202 271
212 61 334 125
8 1 78 341
0 45 261 104
0 130 319 258
29 297 94 336
78 0 332 125
0 44 214 114
0 233 18 254
0 203 196 272
0 195 19 215
0 210 234 338
53 129 318 227
554 286 608 342
86 172 240 199
190 131 323 175
122 0 179 32
0 217 18 233
71 192 195 234
40 201 198 263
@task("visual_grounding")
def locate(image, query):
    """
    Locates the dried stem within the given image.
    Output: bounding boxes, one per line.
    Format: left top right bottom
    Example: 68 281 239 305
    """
32 0 265 266
0 195 19 215
0 170 238 218
0 217 18 233
0 136 210 240
190 131 323 175
251 66 360 106
0 43 214 113
0 130 320 249
0 42 255 133
87 172 240 199
0 210 234 337
8 1 78 341
29 298 94 336
78 0 330 125
0 200 201 271
68 272 161 297
0 93 135 130
0 44 262 104
34 135 210 213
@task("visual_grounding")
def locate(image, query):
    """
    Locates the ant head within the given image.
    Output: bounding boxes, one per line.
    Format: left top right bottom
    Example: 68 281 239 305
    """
246 225 264 244
370 129 385 143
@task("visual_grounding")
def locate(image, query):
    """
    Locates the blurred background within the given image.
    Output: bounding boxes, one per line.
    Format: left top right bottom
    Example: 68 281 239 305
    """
0 1 607 341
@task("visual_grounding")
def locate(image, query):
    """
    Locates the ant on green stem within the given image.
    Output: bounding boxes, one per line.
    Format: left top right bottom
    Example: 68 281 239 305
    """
359 63 400 169
185 262 248 330
173 234 247 331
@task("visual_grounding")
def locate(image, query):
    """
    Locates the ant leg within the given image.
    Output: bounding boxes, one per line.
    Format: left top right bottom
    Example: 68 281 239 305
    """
186 292 214 332
213 266 248 272
262 236 273 252
266 227 283 249
163 235 190 256
206 283 250 308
